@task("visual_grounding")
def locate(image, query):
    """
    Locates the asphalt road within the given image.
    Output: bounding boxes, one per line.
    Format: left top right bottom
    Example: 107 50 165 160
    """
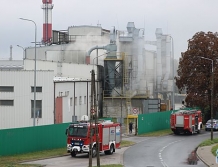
22 147 128 167
22 131 217 167
124 131 218 167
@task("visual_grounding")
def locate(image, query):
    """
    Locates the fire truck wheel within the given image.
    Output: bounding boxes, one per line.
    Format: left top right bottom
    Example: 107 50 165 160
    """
173 130 179 135
92 147 97 157
104 144 114 155
109 144 114 155
71 151 76 157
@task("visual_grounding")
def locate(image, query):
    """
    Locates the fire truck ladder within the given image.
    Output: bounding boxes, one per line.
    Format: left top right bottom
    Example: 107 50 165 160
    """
126 97 131 115
125 90 137 114
181 110 198 115
123 52 128 84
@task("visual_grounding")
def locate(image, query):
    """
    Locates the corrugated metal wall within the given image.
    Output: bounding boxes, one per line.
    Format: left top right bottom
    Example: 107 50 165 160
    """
0 71 54 129
24 60 97 79
138 110 172 134
0 123 69 156
55 81 93 122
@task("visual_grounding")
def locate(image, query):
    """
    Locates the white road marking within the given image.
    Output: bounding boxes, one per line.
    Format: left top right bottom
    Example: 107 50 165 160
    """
159 140 182 167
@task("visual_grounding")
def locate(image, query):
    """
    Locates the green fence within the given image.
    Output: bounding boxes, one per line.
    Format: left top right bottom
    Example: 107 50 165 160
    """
0 123 70 156
138 111 173 135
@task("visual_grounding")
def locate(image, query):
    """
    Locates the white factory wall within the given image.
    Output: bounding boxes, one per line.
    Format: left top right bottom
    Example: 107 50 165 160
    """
55 80 101 123
68 26 102 36
55 82 91 123
24 59 97 79
25 26 110 67
0 70 54 129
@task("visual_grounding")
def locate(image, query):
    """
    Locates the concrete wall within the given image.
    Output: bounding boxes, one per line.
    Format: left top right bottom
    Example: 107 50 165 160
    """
103 99 127 118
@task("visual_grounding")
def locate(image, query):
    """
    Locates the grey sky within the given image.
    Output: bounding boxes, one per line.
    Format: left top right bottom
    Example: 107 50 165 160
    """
0 0 218 60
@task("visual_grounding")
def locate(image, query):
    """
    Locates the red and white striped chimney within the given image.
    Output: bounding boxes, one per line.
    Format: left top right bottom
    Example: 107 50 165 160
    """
41 0 53 45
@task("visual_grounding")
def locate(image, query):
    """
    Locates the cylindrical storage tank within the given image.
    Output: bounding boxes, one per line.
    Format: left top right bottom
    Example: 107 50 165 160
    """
155 28 163 90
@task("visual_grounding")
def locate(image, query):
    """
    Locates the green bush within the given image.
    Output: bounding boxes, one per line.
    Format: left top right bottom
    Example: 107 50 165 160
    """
199 138 218 147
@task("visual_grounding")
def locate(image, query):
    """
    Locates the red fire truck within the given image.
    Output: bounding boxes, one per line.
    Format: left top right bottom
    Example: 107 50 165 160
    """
170 109 203 135
66 120 121 157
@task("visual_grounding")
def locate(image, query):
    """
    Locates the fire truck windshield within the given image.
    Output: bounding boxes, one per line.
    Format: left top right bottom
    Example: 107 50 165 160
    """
68 125 88 137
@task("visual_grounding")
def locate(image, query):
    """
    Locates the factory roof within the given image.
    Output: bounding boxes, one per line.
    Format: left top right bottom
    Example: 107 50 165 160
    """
53 77 91 82
0 60 23 69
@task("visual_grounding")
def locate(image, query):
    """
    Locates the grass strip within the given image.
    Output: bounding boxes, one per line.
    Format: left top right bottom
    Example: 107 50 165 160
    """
93 165 123 167
198 138 218 156
138 129 172 137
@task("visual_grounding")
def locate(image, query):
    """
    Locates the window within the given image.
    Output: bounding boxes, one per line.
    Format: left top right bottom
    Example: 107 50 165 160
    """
70 97 73 106
68 126 88 137
79 96 82 105
75 97 77 106
31 100 42 118
84 96 86 104
31 87 42 92
0 86 14 92
0 100 14 106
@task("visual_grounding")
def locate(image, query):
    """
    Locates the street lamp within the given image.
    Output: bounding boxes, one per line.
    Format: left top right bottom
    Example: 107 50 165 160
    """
17 45 25 64
199 57 214 140
90 52 110 167
169 36 175 110
19 18 37 126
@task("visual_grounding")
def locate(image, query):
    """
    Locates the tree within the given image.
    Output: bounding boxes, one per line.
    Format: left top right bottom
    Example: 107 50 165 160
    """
176 31 218 119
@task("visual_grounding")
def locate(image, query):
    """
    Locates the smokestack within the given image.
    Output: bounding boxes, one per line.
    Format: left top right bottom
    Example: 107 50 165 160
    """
41 0 53 45
9 45 12 61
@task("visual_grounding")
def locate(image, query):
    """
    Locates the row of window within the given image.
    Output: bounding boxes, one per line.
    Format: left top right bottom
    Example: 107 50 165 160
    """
70 96 87 106
0 86 43 118
0 87 99 118
0 96 96 106
0 100 42 118
0 86 42 92
70 95 99 106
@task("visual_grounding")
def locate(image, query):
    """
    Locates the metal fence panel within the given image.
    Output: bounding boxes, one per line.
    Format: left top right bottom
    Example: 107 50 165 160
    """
0 123 70 156
138 111 172 135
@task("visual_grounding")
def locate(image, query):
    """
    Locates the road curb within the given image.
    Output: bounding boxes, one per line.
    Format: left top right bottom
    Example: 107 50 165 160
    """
196 144 218 167
196 147 210 167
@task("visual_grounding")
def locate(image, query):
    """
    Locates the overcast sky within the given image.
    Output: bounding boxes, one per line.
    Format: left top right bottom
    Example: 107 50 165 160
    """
0 0 218 60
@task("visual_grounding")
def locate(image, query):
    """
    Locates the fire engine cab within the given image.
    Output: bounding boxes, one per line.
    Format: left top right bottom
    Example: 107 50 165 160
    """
170 109 203 135
65 119 121 157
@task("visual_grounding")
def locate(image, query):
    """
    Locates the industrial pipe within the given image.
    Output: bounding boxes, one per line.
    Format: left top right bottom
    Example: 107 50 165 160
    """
86 44 117 64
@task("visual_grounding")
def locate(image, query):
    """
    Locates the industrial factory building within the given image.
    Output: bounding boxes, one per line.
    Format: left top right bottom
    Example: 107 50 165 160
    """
0 0 180 129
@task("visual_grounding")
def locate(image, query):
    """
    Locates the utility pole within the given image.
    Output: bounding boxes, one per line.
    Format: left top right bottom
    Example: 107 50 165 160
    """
92 69 100 166
89 70 94 167
88 114 93 167
211 60 214 141
198 57 214 140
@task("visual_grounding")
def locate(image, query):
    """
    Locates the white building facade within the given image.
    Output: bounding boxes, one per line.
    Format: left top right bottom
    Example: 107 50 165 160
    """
54 79 101 123
0 70 54 129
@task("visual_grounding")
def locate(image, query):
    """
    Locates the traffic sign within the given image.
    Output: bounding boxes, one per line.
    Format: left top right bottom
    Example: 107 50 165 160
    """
216 149 218 155
132 108 138 114
90 109 95 114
